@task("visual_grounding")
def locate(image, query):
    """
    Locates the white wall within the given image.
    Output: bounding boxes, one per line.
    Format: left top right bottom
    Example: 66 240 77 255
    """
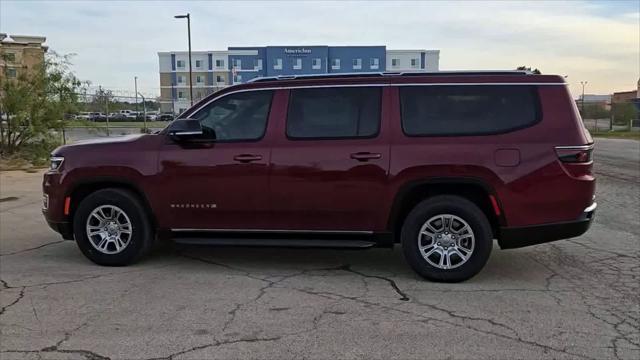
386 50 440 71
386 50 422 71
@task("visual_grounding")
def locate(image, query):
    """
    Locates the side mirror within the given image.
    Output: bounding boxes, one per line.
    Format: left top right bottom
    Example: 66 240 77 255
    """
167 119 203 140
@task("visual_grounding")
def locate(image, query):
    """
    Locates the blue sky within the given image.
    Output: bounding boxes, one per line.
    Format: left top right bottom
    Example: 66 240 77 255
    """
1 0 638 98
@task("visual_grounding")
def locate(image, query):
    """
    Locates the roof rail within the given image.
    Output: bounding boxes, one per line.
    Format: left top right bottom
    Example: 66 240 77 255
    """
246 70 533 83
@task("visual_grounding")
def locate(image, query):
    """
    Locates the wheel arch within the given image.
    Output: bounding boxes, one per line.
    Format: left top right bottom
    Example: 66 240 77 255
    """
387 177 505 242
66 177 157 230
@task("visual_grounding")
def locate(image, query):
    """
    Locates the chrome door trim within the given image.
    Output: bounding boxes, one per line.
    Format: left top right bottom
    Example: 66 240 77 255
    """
171 228 374 235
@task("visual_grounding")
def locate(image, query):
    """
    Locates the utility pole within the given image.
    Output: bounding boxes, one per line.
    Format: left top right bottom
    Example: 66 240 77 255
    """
175 13 193 106
134 76 138 118
137 92 147 132
580 81 587 116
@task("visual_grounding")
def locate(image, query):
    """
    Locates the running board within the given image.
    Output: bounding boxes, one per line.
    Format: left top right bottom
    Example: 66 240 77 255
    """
172 237 377 248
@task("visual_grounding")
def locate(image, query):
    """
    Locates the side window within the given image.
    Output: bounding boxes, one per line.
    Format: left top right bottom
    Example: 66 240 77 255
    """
287 87 381 139
400 85 539 136
192 90 273 141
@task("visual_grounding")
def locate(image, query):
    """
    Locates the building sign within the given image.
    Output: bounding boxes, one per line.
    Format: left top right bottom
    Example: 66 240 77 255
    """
284 48 312 56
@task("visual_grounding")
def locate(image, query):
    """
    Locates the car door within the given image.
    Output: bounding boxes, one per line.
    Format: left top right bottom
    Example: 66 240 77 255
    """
156 89 277 230
268 86 391 231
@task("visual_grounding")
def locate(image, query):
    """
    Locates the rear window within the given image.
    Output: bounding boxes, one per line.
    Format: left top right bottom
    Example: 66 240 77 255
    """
400 85 540 136
287 87 381 139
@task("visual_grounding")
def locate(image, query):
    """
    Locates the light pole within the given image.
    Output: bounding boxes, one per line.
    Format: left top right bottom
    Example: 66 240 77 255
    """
580 81 587 116
137 92 147 132
175 13 193 106
134 76 138 118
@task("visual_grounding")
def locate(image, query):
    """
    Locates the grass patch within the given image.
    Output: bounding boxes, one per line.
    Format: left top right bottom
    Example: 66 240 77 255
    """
591 131 640 140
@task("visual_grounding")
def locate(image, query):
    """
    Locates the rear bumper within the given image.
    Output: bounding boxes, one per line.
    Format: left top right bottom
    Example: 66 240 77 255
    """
498 202 596 249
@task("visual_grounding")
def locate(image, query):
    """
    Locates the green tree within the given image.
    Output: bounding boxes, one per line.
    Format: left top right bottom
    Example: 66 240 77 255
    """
516 66 541 74
0 52 84 155
611 102 639 125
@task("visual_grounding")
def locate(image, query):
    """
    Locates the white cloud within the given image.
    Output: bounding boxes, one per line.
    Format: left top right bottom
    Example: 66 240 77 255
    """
1 0 638 96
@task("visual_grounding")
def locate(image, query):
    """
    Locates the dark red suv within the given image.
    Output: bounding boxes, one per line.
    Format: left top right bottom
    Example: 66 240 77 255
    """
42 71 596 282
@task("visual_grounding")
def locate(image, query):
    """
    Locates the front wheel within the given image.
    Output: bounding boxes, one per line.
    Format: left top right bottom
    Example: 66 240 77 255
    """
401 195 493 282
73 188 153 266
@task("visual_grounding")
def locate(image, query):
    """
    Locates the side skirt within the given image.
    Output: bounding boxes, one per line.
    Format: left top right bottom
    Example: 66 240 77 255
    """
170 229 394 249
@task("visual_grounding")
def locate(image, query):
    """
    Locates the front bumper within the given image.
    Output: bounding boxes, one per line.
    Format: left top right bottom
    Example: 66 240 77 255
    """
45 219 74 240
498 202 596 249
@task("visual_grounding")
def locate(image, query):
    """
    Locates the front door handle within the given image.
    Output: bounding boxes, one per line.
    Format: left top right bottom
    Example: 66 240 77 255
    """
233 154 263 163
350 152 382 161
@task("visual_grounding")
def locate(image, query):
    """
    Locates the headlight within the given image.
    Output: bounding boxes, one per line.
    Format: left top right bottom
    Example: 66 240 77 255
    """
50 156 64 171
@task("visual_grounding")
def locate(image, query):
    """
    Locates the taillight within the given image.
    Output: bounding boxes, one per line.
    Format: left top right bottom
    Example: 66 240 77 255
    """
555 145 594 163
555 144 594 179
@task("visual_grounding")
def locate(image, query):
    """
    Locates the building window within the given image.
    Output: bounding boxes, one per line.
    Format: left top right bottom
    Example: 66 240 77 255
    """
233 74 243 83
4 53 16 62
312 58 321 70
370 58 379 70
216 75 225 83
176 60 185 69
6 68 17 78
331 58 340 70
391 58 399 67
233 59 241 69
411 58 419 68
352 58 362 70
196 75 204 84
274 58 283 70
215 59 224 68
195 60 202 69
178 91 185 99
293 58 302 70
177 75 186 84
254 59 263 70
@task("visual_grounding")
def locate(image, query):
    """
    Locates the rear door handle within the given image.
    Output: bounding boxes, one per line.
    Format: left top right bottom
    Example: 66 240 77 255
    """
350 152 382 161
233 154 263 163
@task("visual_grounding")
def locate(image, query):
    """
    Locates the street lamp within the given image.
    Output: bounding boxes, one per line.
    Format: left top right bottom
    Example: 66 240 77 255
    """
580 81 588 116
137 92 147 132
174 13 193 106
134 76 138 116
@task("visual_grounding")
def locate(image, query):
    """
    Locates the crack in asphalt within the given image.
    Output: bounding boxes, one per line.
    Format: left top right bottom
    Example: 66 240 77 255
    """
2 347 110 360
336 264 410 301
0 240 66 256
528 244 640 360
145 336 282 360
0 286 25 315
178 253 600 360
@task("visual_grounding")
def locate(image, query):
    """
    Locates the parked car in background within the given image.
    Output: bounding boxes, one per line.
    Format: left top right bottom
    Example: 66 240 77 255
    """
76 112 92 120
109 113 128 121
90 112 107 121
159 112 174 121
145 111 159 121
42 71 596 282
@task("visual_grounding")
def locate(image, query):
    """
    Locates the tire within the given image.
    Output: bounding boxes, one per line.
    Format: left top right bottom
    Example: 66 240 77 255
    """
401 195 493 282
73 188 153 266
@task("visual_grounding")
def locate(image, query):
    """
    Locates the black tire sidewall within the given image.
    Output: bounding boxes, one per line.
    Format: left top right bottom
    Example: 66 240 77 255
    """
73 189 151 266
401 196 493 282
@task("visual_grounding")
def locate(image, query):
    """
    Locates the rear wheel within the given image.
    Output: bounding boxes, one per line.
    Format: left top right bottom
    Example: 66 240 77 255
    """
401 195 493 282
73 188 153 266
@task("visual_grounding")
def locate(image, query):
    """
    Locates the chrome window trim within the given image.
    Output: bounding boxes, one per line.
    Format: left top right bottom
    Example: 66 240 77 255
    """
554 144 595 150
171 228 374 235
187 82 567 117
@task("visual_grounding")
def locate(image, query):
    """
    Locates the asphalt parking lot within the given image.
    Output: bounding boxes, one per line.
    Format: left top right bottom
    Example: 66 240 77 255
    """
0 138 638 360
